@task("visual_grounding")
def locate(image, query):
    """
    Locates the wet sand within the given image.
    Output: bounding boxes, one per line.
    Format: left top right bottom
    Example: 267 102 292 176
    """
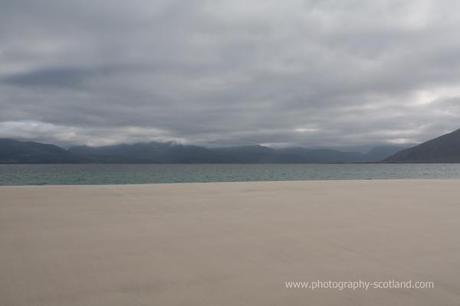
1 180 460 305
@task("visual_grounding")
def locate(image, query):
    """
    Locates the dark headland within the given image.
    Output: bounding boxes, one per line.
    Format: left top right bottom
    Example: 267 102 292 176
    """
384 128 460 163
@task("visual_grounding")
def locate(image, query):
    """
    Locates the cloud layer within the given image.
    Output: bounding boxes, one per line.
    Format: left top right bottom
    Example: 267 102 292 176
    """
1 0 460 148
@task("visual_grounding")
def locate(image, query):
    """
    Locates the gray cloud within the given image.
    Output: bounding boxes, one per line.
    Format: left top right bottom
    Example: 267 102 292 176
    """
1 0 460 149
1 66 110 88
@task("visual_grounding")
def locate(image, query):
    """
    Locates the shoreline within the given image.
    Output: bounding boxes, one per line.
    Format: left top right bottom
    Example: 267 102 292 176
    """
2 177 460 188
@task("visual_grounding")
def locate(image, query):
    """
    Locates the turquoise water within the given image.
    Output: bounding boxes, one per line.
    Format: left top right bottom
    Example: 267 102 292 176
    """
1 164 460 186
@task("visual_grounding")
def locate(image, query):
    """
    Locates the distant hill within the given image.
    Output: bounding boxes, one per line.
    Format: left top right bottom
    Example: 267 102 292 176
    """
0 139 80 163
363 145 407 162
0 138 404 164
69 143 400 163
69 142 223 163
69 143 367 163
384 129 460 163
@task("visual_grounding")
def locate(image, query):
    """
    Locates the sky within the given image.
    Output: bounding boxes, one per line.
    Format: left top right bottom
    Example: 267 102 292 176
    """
1 0 460 149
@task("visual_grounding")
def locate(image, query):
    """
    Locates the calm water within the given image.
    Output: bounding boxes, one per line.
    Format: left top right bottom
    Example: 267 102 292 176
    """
1 164 460 186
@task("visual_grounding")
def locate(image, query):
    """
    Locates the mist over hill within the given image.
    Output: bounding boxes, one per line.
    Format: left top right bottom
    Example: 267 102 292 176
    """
0 139 405 164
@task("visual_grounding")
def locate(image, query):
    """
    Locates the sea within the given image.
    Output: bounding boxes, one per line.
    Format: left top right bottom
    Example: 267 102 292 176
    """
1 163 460 186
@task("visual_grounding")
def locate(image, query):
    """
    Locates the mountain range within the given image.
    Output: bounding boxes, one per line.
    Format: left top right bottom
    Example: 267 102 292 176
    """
4 127 460 164
0 139 404 164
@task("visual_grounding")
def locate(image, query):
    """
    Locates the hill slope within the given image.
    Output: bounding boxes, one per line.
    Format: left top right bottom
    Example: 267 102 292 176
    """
384 129 460 163
0 139 80 163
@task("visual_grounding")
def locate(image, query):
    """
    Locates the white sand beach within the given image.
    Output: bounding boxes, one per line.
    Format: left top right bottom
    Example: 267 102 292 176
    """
1 180 460 305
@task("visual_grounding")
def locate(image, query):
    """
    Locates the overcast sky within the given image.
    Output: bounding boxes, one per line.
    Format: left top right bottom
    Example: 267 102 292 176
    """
1 0 460 148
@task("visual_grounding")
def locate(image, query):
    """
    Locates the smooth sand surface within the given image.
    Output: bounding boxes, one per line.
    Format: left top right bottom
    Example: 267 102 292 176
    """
1 180 460 305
